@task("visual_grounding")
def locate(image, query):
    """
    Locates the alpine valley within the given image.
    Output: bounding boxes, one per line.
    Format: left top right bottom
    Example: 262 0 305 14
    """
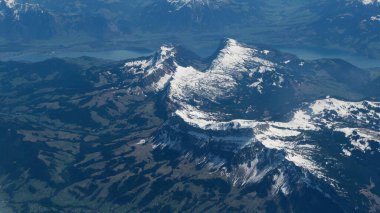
0 38 379 212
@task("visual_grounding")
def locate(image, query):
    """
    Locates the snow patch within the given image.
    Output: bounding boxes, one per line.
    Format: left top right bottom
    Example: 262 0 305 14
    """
337 128 380 152
174 96 380 183
370 15 380 21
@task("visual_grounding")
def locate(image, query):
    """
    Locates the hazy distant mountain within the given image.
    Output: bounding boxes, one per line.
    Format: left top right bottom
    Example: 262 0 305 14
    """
137 0 253 32
358 0 380 5
311 0 380 57
0 0 55 40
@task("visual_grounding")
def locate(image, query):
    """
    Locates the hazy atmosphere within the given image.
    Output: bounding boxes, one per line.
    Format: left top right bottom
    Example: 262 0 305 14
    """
0 0 380 212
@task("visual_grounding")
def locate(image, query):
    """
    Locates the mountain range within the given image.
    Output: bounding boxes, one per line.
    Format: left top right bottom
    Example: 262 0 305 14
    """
0 38 379 212
1 0 380 58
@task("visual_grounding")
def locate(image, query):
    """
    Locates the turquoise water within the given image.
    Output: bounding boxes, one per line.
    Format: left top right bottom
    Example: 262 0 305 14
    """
1 49 152 62
2 46 379 69
279 47 380 69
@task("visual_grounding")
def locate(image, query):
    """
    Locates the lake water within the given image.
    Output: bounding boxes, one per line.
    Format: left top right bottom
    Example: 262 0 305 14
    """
279 47 380 69
1 49 152 62
2 47 380 69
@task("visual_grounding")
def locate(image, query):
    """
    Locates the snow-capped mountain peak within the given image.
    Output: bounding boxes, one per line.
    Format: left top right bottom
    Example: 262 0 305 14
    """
122 44 178 92
359 0 380 5
158 45 176 63
167 0 229 9
117 39 380 211
0 0 15 8
211 38 276 74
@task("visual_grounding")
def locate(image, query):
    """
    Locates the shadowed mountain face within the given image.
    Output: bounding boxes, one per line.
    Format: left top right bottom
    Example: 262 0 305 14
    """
1 0 380 58
0 39 379 212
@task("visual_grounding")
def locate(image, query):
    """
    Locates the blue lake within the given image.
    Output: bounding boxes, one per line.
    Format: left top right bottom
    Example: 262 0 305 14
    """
279 47 380 69
2 46 379 69
1 49 152 62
